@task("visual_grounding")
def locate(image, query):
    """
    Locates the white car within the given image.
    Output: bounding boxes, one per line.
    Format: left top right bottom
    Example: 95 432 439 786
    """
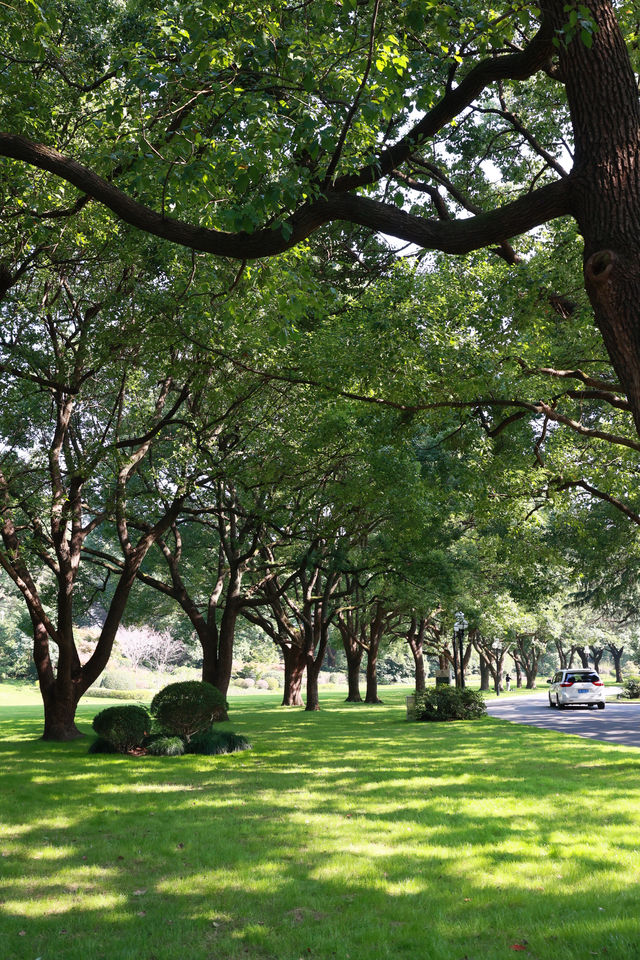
548 669 606 709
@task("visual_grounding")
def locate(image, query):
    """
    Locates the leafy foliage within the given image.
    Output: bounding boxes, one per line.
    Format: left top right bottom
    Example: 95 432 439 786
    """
185 729 252 756
91 704 150 752
621 677 640 700
378 657 413 685
150 681 227 740
146 736 186 756
415 687 486 722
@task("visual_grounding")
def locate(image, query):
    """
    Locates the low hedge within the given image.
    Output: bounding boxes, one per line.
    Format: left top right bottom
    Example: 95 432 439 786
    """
87 688 152 701
415 686 486 722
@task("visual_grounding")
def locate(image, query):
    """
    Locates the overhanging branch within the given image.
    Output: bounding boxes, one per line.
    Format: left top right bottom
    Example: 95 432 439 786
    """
0 133 571 259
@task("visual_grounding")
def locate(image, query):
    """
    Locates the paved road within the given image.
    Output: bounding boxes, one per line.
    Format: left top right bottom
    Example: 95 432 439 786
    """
486 693 640 748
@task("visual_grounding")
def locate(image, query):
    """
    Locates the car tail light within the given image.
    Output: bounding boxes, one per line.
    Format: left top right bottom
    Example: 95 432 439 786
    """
559 681 573 687
592 681 603 686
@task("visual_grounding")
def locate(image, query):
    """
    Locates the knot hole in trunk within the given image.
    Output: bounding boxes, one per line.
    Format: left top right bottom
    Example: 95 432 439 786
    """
585 249 617 285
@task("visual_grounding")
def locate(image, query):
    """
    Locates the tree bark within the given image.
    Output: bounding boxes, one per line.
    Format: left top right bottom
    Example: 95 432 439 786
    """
607 643 625 682
345 653 363 702
364 646 382 704
305 657 321 711
41 681 83 741
282 644 305 706
479 656 491 691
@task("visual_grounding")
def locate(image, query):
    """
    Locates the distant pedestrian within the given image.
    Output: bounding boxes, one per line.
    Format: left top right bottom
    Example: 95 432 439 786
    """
505 673 512 692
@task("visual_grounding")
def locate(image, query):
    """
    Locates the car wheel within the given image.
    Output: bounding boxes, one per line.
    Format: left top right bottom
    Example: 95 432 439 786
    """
548 697 555 708
598 702 605 710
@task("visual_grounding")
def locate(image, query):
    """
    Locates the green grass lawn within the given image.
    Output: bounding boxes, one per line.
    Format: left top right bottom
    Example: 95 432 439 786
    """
1 685 639 960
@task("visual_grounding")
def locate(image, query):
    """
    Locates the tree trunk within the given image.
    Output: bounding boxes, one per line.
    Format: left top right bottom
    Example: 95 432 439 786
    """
364 646 382 704
575 646 590 669
406 617 427 693
282 644 305 706
608 644 625 683
305 660 321 711
201 636 218 688
345 652 363 702
479 656 491 691
213 600 239 699
413 651 426 693
41 683 83 741
513 658 523 688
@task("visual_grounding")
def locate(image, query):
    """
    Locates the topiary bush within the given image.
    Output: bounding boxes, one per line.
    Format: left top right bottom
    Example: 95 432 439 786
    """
147 736 185 757
91 704 150 752
186 728 252 755
150 680 227 741
415 686 486 722
621 676 640 699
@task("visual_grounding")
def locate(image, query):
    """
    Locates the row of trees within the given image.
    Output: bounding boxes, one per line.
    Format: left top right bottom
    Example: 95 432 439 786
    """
3 0 640 737
1 225 638 738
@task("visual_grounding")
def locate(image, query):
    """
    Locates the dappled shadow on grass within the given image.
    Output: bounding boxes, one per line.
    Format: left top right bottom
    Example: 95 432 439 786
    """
1 694 640 960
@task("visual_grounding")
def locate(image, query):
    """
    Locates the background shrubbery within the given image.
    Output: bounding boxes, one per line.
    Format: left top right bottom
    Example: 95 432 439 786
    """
621 676 640 699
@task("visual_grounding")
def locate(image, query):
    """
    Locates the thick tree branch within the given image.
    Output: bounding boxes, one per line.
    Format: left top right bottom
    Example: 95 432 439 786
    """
0 134 571 258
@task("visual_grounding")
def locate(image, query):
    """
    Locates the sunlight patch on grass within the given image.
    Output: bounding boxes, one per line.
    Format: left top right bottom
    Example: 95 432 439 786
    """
2 688 640 960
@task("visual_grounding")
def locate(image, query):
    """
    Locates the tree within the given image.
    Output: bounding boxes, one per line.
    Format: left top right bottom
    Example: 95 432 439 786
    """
0 252 194 739
6 2 640 439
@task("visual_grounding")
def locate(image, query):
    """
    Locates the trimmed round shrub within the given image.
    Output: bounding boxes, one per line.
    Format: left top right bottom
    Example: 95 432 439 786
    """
151 681 227 740
147 736 185 757
416 687 486 722
186 729 252 756
255 679 269 690
92 704 150 752
265 676 280 691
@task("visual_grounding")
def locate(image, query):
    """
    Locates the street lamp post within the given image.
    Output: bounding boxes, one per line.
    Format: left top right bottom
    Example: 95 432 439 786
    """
492 639 502 696
454 612 468 689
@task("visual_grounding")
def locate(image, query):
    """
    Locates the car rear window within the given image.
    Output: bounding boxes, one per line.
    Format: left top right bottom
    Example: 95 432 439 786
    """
565 673 599 683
